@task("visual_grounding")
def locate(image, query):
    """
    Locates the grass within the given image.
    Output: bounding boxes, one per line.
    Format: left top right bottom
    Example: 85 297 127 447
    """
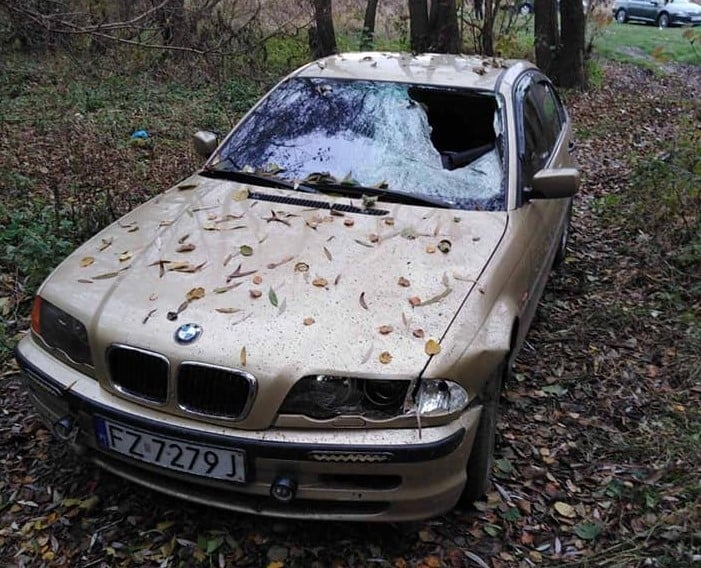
596 21 701 65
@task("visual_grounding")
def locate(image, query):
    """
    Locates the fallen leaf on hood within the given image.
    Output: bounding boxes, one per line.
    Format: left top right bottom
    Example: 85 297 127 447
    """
368 233 380 243
354 238 374 248
359 292 369 310
398 276 410 287
267 256 294 269
378 325 394 335
384 217 395 226
409 296 422 307
312 277 328 288
425 245 436 254
252 275 263 285
416 287 452 307
178 233 190 244
268 287 279 307
343 218 355 227
303 317 315 326
92 270 123 280
227 264 256 282
127 225 139 233
186 287 205 301
203 222 219 231
172 261 207 273
294 262 309 272
323 246 333 261
142 308 157 324
240 245 253 256
334 274 341 285
240 346 247 366
249 289 262 299
80 256 94 267
413 329 425 338
119 251 133 262
176 243 196 253
78 279 93 284
215 307 241 314
233 188 249 201
98 237 113 251
177 183 198 190
425 339 441 355
213 283 241 294
379 351 392 364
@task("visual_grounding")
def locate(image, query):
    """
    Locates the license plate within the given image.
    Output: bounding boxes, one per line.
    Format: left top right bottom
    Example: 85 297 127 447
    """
94 416 246 482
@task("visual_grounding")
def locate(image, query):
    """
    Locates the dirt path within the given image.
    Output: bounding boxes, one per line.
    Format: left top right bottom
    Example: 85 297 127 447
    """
1 61 699 567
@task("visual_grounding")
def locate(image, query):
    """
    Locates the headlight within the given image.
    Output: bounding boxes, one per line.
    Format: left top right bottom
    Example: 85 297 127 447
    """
31 296 93 366
279 375 410 420
279 376 468 420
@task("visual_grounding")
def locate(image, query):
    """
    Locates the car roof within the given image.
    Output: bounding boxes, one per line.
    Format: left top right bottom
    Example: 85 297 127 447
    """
293 52 535 92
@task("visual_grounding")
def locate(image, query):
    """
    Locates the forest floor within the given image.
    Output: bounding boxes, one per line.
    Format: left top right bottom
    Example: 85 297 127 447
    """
0 57 699 567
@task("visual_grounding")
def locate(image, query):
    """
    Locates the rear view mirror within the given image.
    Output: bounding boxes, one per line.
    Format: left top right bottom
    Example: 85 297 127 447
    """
528 168 579 199
193 131 219 158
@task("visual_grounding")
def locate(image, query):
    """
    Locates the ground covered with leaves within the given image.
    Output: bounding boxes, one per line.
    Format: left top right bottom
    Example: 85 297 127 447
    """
1 56 699 567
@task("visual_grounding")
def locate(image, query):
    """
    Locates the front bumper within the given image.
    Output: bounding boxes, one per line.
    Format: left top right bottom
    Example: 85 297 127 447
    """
16 336 482 521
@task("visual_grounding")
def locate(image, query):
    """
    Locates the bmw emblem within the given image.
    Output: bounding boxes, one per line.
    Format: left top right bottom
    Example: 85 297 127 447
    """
175 323 202 345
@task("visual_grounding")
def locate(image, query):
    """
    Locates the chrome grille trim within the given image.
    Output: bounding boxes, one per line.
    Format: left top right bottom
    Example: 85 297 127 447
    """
107 344 169 405
177 362 257 420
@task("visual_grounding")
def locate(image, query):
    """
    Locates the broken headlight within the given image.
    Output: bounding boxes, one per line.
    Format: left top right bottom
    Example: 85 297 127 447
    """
31 296 93 367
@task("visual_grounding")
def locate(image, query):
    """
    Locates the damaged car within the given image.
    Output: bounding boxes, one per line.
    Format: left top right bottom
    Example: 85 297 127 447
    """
16 52 578 521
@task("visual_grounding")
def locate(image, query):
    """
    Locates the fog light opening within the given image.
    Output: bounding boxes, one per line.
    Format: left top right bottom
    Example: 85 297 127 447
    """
53 415 78 441
270 476 297 503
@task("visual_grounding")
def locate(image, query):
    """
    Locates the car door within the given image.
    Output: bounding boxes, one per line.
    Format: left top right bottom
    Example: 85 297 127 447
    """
510 73 572 347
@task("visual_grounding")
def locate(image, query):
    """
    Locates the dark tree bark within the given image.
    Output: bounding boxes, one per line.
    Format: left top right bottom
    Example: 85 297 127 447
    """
360 0 379 50
481 0 498 55
534 0 558 75
428 0 460 53
554 0 586 87
408 0 430 52
309 0 337 58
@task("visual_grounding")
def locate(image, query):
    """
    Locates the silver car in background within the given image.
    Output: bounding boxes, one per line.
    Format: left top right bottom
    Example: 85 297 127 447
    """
613 0 701 27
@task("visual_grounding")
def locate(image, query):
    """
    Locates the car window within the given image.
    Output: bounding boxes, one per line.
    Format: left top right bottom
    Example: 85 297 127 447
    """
215 78 506 211
517 76 565 187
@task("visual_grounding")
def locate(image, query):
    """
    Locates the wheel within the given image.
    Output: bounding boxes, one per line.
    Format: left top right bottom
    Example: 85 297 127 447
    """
459 361 507 506
552 204 572 268
615 8 627 23
518 2 533 15
657 12 670 28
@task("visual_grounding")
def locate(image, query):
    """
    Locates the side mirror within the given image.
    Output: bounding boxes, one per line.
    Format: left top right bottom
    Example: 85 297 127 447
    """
528 168 579 199
193 131 219 158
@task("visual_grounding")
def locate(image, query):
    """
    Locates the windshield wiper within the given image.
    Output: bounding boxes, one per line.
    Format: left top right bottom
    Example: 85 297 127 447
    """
201 164 321 195
307 182 454 209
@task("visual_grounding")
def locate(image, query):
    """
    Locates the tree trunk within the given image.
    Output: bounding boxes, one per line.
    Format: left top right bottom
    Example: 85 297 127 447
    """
428 0 460 53
481 0 497 55
360 0 380 50
554 0 586 87
309 0 337 58
408 0 430 52
534 0 558 75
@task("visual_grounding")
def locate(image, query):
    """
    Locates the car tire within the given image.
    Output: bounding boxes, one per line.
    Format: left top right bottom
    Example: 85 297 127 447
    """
459 360 507 506
615 8 627 23
552 204 572 268
657 12 670 28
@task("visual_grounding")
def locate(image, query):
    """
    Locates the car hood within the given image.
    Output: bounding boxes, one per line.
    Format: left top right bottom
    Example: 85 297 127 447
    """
42 174 507 380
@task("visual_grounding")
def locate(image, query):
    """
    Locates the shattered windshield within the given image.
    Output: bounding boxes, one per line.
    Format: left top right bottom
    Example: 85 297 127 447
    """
214 77 505 211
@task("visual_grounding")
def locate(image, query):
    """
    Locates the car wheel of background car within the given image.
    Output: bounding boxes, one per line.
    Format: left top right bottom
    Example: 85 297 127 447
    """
657 12 670 28
518 1 534 15
459 360 507 506
553 204 573 268
615 9 628 23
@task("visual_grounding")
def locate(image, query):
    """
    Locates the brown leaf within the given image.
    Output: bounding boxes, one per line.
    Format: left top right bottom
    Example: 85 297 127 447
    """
176 243 196 253
249 289 262 298
294 262 309 272
80 256 95 267
252 275 263 285
554 501 577 518
343 218 355 227
303 317 315 326
98 238 113 251
240 346 247 366
186 287 205 301
216 307 241 314
425 245 436 254
378 325 394 335
409 296 422 307
398 276 410 287
177 183 198 191
119 251 133 262
379 351 392 364
267 256 294 269
413 328 425 338
312 277 328 287
323 246 333 261
359 292 369 310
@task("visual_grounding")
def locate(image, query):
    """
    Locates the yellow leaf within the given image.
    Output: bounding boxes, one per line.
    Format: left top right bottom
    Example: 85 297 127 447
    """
425 339 441 355
240 346 247 366
80 256 94 267
186 287 205 301
267 562 284 568
379 351 392 364
233 188 250 201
